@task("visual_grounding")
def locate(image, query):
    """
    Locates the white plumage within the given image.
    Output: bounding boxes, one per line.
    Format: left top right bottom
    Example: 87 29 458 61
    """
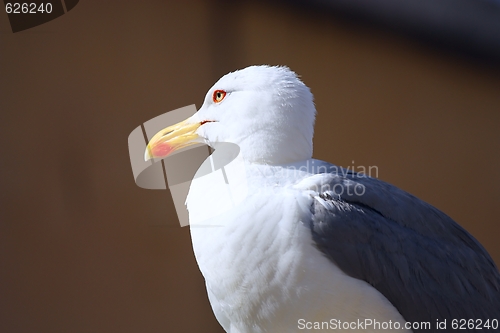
145 65 500 333
185 66 407 332
188 163 408 333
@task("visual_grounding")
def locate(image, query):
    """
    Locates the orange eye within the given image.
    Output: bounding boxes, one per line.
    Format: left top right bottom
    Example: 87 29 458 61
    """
213 90 226 103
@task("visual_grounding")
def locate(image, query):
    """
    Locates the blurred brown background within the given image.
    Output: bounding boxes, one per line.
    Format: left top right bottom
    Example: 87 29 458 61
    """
1 1 499 332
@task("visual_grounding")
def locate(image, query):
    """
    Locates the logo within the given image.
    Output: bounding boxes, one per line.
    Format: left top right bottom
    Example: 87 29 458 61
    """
128 105 248 227
4 1 79 33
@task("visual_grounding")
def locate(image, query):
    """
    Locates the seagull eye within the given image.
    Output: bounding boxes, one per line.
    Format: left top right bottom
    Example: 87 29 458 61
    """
213 90 226 103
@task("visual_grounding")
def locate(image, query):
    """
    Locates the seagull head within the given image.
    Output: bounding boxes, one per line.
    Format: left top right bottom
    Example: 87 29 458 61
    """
145 65 316 164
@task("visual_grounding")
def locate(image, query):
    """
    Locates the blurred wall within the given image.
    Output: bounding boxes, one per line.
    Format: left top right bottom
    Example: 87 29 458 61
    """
0 1 499 332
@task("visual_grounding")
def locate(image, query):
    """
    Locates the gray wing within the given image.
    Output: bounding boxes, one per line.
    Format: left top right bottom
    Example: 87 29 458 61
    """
308 167 500 332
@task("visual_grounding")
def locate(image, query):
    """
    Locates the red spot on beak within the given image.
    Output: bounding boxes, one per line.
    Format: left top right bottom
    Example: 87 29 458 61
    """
151 142 174 158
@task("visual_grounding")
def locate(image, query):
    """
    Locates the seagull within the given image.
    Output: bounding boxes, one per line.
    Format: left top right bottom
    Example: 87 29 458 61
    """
145 65 500 332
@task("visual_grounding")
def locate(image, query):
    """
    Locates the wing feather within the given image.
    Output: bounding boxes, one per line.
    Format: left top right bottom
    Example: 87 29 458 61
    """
308 168 500 332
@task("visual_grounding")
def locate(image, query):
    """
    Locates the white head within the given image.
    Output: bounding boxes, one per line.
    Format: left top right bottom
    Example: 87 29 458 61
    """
145 65 316 165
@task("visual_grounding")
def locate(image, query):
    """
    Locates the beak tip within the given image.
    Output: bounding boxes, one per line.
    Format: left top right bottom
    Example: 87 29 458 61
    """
144 148 153 162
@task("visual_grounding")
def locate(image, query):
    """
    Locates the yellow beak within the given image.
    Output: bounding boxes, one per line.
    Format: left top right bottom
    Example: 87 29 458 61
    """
144 118 202 161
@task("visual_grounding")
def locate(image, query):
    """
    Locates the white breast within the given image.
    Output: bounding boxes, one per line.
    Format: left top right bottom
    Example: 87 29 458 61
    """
187 163 410 333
